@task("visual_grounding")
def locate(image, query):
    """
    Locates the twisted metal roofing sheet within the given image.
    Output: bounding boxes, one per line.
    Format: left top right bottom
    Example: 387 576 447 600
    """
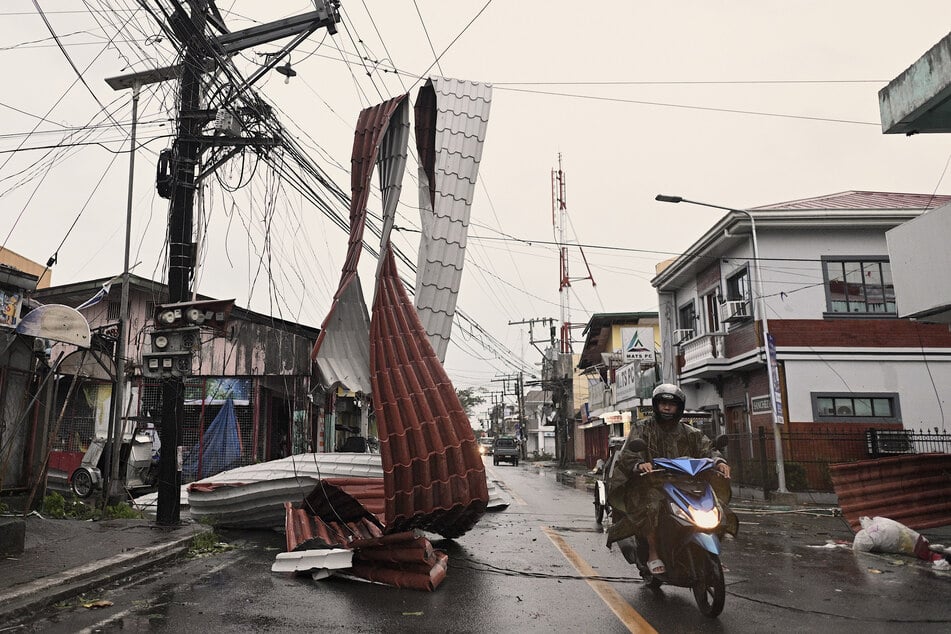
414 78 492 362
830 453 951 531
311 95 410 397
371 245 488 538
752 190 951 211
282 486 449 591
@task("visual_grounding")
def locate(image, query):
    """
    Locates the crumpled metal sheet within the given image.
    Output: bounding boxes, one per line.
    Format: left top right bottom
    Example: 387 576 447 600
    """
282 483 449 591
311 95 410 397
371 246 488 538
413 78 492 362
830 453 951 531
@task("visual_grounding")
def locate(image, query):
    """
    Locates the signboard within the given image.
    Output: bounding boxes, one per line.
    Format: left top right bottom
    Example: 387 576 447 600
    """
615 361 640 402
1 290 23 328
750 394 771 414
766 333 785 424
620 326 655 362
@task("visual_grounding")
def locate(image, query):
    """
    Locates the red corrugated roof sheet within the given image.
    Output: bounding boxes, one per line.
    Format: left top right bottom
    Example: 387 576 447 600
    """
752 190 951 211
830 453 951 531
371 245 488 538
311 95 409 361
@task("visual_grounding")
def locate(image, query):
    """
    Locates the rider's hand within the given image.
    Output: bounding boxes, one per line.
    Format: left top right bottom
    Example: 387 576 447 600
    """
716 462 731 478
637 461 654 474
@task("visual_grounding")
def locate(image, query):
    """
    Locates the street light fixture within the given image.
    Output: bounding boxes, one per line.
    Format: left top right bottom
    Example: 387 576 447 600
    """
655 194 788 493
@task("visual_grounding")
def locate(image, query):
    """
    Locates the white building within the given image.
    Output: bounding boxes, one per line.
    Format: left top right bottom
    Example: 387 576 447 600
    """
652 191 951 487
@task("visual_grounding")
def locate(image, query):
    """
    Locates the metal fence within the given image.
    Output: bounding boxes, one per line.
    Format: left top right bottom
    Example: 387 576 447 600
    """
725 427 951 493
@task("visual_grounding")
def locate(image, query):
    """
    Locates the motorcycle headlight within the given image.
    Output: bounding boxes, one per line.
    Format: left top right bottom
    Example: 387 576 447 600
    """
669 502 720 530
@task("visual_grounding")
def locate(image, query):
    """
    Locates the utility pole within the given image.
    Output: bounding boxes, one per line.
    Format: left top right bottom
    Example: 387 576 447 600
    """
152 1 341 525
156 0 207 526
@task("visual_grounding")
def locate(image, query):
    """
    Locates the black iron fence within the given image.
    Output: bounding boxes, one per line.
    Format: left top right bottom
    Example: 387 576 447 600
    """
724 427 951 493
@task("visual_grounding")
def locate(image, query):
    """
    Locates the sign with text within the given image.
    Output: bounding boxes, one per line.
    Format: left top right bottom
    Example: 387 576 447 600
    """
620 326 655 362
615 361 640 402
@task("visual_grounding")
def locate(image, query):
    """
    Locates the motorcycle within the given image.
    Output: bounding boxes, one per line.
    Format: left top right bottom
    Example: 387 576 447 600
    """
613 435 732 618
70 424 159 499
593 436 626 524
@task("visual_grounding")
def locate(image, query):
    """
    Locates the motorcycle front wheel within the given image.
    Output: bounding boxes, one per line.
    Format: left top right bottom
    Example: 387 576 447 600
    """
692 550 725 617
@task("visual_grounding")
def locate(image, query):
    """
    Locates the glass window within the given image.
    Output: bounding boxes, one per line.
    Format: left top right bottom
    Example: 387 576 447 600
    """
824 259 895 315
726 268 750 303
812 393 898 422
678 301 696 332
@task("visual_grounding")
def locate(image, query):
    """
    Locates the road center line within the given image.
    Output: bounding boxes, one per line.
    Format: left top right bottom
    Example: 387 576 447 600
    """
542 526 657 634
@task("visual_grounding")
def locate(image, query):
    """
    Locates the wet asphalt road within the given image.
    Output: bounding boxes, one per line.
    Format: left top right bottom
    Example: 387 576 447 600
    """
16 457 951 633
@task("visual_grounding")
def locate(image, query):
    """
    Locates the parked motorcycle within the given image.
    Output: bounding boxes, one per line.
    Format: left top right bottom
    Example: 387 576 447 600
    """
593 436 626 524
70 425 159 499
613 436 731 618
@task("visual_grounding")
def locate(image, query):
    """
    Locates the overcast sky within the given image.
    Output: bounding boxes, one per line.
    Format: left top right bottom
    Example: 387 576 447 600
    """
2 1 950 405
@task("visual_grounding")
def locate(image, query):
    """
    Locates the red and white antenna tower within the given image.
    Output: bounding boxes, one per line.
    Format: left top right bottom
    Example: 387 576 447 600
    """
551 154 595 354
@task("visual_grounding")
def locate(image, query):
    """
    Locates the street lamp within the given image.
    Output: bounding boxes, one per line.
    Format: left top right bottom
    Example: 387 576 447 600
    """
655 194 788 493
103 66 182 501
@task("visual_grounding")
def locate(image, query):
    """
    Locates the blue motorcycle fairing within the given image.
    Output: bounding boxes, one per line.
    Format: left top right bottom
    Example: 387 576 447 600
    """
653 456 716 476
663 480 717 515
690 530 721 555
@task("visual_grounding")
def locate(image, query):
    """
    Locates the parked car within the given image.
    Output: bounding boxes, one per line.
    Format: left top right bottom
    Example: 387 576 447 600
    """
478 437 494 456
493 436 519 466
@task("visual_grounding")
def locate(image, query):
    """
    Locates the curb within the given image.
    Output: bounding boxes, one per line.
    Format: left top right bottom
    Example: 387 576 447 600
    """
0 527 208 623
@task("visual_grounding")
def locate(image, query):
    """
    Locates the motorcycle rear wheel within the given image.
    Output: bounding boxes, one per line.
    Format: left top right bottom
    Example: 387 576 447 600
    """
692 551 725 617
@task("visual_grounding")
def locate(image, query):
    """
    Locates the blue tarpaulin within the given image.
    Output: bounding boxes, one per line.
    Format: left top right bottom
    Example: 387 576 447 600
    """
183 397 241 479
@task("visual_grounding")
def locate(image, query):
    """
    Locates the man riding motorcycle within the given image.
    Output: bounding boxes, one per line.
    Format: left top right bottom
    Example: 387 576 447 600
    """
606 383 737 575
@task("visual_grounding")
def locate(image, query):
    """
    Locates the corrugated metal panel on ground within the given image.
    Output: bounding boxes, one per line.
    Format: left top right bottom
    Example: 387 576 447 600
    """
829 453 951 531
752 190 951 211
371 246 488 538
282 500 448 591
414 77 492 362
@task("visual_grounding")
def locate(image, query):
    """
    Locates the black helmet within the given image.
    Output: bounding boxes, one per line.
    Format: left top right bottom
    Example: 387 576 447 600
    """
652 383 686 423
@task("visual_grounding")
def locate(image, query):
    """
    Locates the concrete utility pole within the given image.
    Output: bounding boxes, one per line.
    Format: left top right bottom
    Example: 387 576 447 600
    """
153 1 341 525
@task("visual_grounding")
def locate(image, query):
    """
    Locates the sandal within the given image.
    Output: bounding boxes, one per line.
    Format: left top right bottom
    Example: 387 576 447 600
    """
647 559 666 575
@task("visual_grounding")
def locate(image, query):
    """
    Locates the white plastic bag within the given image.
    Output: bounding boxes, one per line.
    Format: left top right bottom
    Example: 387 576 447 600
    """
852 516 923 556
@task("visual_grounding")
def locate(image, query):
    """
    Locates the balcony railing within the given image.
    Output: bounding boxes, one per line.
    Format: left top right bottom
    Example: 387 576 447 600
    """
681 332 725 367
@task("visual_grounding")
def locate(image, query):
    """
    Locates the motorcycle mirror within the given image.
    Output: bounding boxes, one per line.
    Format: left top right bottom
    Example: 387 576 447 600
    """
628 438 647 453
714 434 729 451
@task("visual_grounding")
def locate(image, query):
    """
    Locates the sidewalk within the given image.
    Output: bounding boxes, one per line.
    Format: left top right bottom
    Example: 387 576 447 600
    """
0 512 207 624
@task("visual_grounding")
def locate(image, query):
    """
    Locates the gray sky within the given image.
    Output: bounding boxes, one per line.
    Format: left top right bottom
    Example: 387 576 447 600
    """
2 1 950 401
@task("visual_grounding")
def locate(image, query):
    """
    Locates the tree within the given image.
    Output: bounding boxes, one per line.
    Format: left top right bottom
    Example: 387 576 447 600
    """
455 387 485 417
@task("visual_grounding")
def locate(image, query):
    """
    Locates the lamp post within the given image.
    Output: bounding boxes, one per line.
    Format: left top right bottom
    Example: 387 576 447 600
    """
104 67 182 501
655 194 788 493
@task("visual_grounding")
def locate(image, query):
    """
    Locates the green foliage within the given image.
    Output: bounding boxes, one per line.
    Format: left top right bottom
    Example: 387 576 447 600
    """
102 502 143 520
42 492 98 520
0 500 8 514
455 387 486 416
188 529 232 558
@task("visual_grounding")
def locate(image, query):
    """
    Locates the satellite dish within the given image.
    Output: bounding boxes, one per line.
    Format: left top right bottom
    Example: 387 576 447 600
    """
15 304 90 348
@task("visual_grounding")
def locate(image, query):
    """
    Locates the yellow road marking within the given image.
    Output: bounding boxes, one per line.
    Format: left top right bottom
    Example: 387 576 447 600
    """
542 526 657 634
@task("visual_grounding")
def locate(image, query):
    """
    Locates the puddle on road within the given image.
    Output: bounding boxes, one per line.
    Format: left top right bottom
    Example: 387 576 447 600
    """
555 471 595 493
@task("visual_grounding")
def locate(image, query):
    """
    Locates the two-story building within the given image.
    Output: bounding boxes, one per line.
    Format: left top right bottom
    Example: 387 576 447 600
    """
576 312 660 468
652 191 951 489
33 274 321 488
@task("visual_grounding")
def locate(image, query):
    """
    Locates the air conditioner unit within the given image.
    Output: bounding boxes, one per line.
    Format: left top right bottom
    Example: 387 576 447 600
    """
721 300 751 323
672 329 695 344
